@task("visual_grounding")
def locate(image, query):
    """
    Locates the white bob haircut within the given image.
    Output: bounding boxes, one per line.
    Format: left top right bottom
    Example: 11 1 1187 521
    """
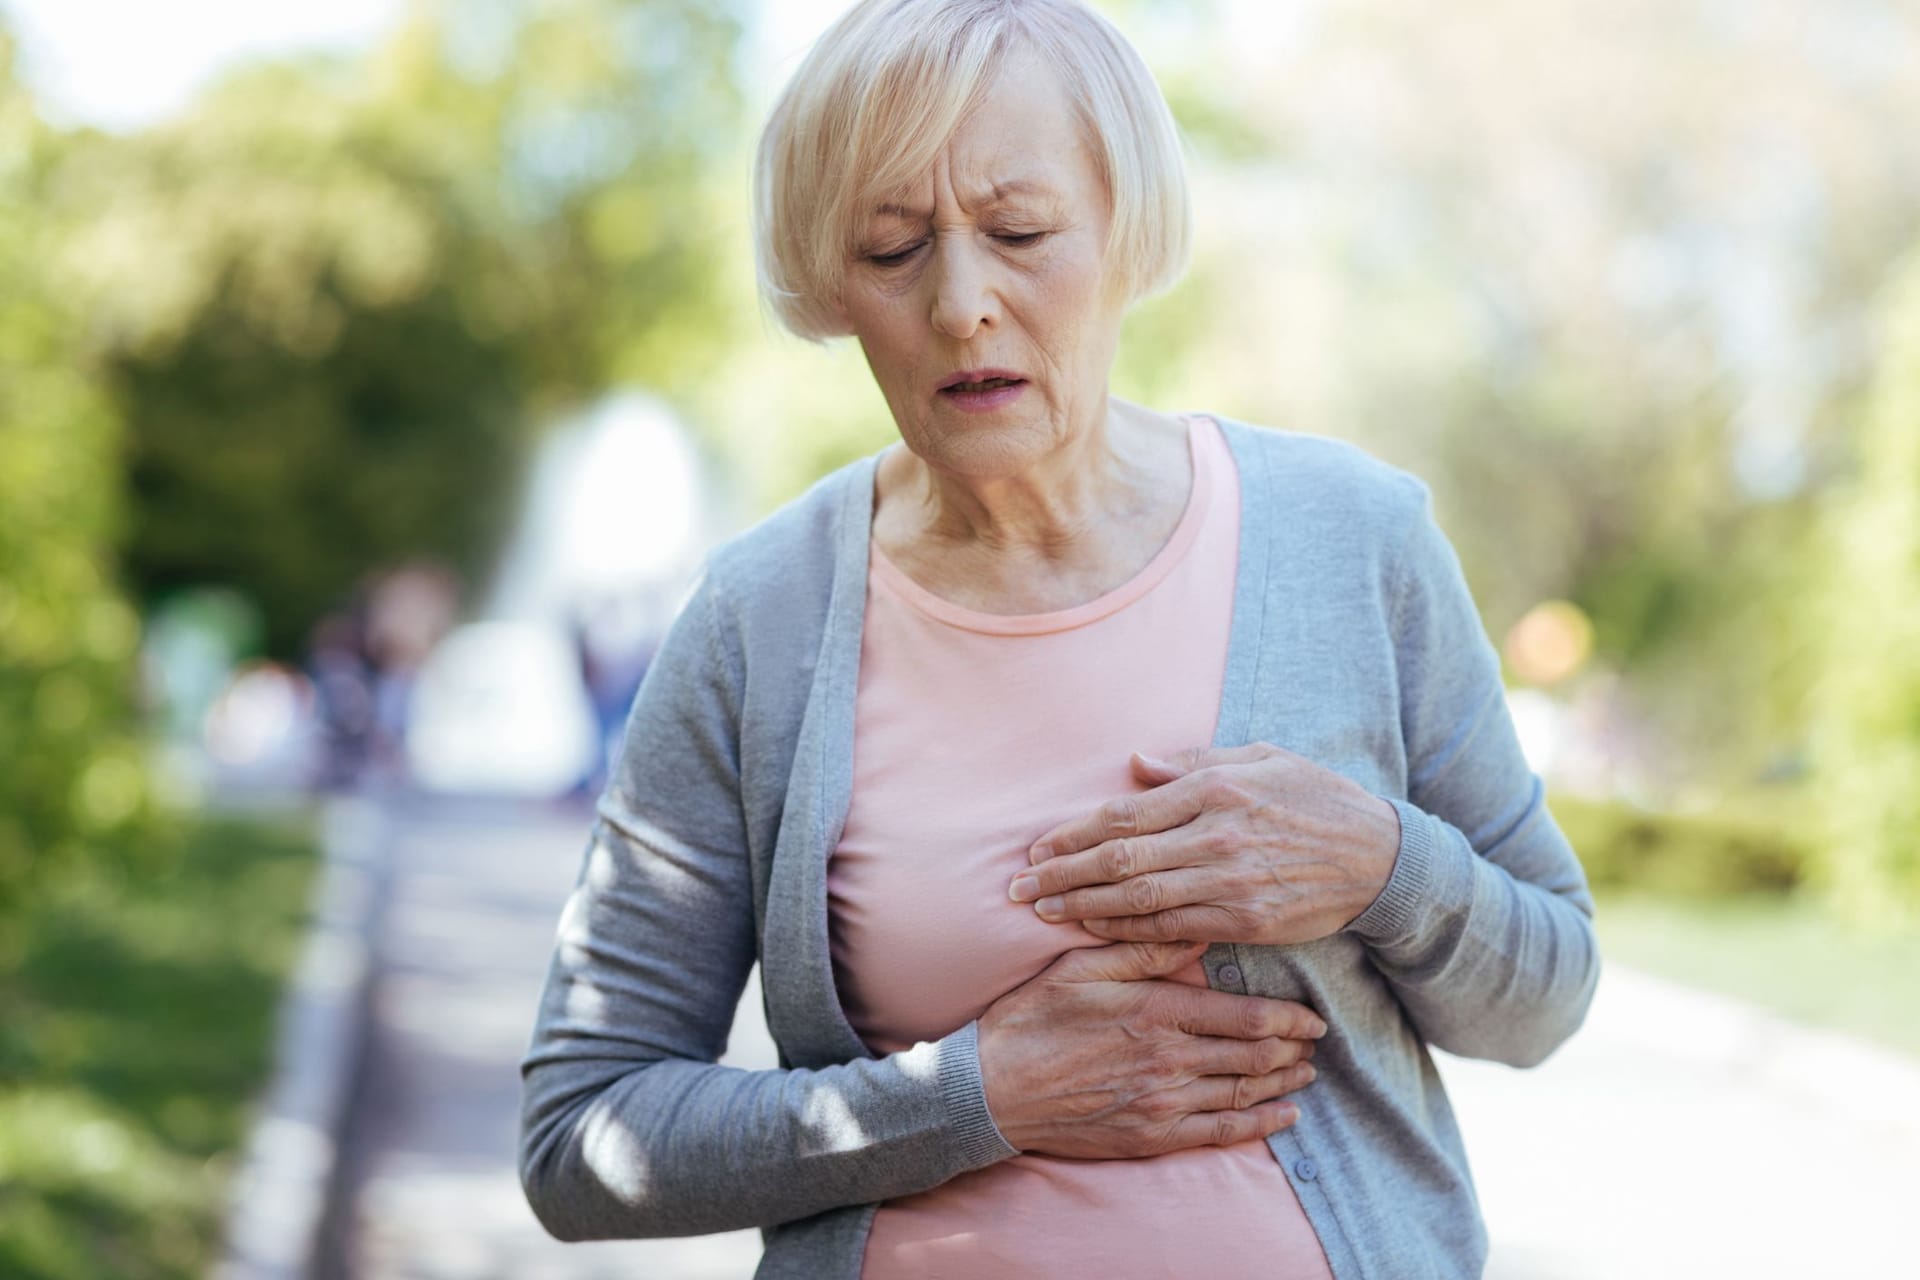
753 0 1192 342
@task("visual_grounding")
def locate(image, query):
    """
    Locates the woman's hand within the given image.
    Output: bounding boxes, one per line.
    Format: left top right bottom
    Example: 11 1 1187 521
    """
976 939 1324 1157
1008 743 1402 946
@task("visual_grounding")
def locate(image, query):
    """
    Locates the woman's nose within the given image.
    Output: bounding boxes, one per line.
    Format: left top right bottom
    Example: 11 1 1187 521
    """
928 234 998 340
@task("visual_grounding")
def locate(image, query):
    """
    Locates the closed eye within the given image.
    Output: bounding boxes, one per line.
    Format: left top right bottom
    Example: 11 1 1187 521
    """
867 231 1044 266
869 242 924 267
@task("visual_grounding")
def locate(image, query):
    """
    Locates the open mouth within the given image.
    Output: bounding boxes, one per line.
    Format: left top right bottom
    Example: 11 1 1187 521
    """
944 376 1023 393
937 369 1028 410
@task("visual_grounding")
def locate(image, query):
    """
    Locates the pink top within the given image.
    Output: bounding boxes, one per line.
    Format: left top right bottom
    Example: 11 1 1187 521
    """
828 414 1336 1279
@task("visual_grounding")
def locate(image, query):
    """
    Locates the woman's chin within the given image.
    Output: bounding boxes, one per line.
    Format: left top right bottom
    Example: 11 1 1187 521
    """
910 417 1062 476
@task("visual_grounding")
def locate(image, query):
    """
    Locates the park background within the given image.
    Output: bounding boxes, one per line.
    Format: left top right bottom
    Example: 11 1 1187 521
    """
2 0 1917 1276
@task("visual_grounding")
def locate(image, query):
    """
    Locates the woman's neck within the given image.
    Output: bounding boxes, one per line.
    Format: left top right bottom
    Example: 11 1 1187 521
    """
871 400 1193 614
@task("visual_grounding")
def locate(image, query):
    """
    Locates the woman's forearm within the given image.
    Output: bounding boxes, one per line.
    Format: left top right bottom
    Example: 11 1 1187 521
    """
520 1013 1012 1240
1343 784 1600 1067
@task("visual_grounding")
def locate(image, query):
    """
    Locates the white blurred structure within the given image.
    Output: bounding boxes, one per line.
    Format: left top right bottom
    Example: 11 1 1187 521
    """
482 391 708 622
406 391 721 797
403 622 599 796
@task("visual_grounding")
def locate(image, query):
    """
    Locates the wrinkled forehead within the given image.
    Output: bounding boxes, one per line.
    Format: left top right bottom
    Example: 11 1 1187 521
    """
864 175 1073 223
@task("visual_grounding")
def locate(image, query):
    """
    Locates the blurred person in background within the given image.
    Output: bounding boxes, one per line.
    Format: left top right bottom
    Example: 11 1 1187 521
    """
306 604 377 791
519 1 1600 1276
306 561 462 791
361 559 462 786
567 586 662 798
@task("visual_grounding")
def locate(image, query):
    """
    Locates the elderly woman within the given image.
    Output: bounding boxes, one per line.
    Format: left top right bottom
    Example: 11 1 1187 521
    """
518 0 1600 1276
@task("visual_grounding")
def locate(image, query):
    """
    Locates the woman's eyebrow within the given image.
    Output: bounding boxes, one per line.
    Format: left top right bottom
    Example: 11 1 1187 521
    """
983 178 1055 202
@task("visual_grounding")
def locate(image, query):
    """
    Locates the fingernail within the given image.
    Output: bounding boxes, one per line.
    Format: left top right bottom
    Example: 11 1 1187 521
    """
1008 875 1038 902
1035 896 1065 919
1028 842 1053 864
1310 1020 1328 1039
1137 753 1171 771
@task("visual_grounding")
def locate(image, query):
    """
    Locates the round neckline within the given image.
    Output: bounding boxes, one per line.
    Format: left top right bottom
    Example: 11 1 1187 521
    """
868 413 1215 636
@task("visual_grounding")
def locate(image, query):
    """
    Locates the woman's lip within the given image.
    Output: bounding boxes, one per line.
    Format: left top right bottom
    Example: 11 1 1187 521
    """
939 369 1025 390
938 380 1028 412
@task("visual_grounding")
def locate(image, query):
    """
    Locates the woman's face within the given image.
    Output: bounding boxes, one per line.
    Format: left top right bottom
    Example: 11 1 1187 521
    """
834 48 1126 480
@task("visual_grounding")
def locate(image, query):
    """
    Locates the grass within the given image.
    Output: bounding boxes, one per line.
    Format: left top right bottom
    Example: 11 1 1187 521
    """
1591 890 1920 1060
0 807 320 1280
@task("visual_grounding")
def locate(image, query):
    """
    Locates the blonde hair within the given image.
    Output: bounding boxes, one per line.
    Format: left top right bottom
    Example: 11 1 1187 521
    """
753 0 1192 342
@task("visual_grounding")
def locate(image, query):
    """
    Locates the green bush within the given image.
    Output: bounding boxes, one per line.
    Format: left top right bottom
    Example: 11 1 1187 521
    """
1550 790 1812 898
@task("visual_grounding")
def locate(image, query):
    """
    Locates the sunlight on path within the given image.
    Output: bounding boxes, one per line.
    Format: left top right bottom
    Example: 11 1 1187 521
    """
1440 966 1920 1278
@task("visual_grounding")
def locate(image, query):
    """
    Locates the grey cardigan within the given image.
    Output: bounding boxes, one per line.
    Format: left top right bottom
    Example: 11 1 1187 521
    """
518 415 1602 1279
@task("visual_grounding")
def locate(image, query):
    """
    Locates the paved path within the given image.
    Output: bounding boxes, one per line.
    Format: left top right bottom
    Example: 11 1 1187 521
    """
324 793 773 1280
325 794 1920 1278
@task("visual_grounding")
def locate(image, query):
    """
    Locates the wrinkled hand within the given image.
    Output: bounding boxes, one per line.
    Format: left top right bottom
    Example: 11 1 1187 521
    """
977 939 1324 1158
1008 743 1403 946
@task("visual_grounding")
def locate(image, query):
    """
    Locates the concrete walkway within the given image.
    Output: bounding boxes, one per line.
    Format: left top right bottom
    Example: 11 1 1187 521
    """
322 793 771 1280
322 794 1920 1278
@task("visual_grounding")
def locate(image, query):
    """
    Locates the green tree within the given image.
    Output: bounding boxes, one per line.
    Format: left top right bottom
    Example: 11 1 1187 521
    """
1804 248 1920 924
0 31 153 921
48 0 746 659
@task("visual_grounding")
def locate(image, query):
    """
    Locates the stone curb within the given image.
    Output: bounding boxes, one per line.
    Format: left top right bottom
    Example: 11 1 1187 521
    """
213 795 394 1280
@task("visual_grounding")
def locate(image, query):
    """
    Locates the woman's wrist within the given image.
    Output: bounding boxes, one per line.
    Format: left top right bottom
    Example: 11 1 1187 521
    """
1342 793 1404 929
943 1019 1022 1163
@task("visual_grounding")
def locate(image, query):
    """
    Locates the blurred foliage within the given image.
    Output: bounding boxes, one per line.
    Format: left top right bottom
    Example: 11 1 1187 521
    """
43 0 747 658
0 811 317 1280
0 33 159 921
1108 0 1920 801
1803 247 1920 924
1551 791 1811 899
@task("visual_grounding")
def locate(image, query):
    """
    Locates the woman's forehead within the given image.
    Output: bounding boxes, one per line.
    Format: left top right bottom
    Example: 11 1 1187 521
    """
867 176 1067 221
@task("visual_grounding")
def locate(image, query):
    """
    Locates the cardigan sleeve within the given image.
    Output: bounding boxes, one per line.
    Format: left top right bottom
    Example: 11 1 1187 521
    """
517 563 1016 1242
1341 476 1602 1068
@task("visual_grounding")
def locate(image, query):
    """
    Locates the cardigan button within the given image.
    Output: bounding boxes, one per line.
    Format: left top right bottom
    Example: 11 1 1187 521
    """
1295 1158 1319 1181
1216 963 1243 986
